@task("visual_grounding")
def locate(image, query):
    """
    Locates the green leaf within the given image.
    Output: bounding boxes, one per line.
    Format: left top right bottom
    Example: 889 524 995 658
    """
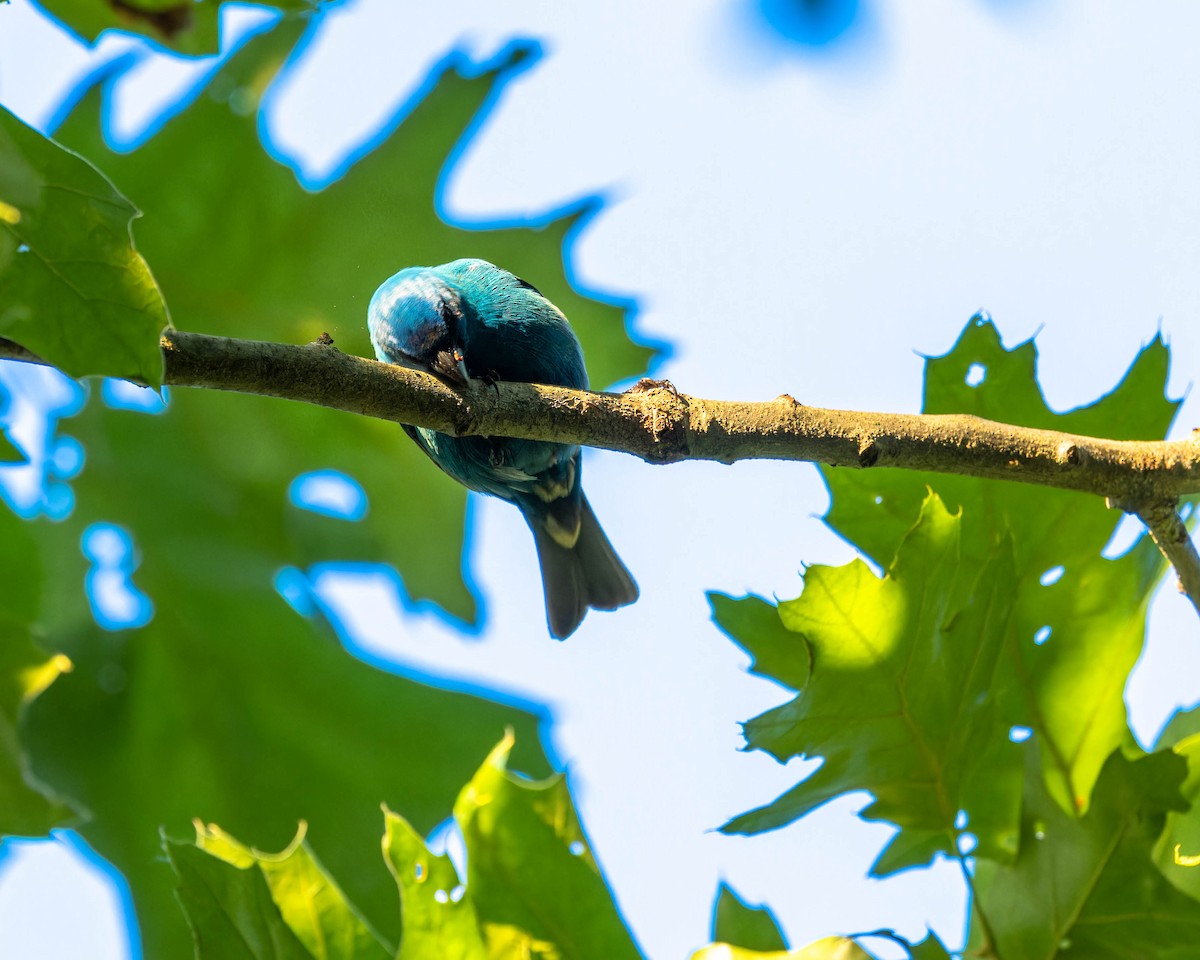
184 820 391 959
29 0 326 56
1152 706 1200 902
0 501 41 627
8 19 644 958
1155 704 1200 752
718 318 1177 871
23 504 550 960
47 17 651 622
454 732 642 959
690 937 873 960
1154 733 1200 901
0 396 21 461
710 595 810 691
0 106 167 385
711 882 788 952
719 493 1025 872
0 624 72 836
969 745 1200 960
7 15 646 958
849 930 950 960
0 505 73 836
166 833 315 960
382 810 487 960
821 318 1175 818
900 932 952 960
171 739 635 959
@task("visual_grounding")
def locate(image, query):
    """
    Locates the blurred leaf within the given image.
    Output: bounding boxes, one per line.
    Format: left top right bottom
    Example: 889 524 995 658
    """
820 318 1175 818
0 411 20 461
0 106 167 385
382 810 488 959
711 882 788 952
969 745 1200 959
1153 706 1200 902
1155 704 1200 752
719 493 1025 872
0 625 72 836
845 930 949 960
171 738 636 959
48 16 651 622
166 835 315 960
0 505 73 836
0 501 41 626
24 487 550 959
899 932 951 960
690 937 873 960
181 820 391 959
10 15 645 958
30 0 325 55
454 732 642 959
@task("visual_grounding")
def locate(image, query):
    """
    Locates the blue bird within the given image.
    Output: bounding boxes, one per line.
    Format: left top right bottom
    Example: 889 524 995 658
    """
367 258 638 639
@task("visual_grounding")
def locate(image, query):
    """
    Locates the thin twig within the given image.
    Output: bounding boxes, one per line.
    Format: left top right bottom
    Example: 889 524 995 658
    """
1122 499 1200 618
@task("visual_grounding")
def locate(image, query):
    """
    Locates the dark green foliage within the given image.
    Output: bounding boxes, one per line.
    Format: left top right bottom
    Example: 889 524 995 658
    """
2 13 649 958
712 882 788 951
0 106 167 384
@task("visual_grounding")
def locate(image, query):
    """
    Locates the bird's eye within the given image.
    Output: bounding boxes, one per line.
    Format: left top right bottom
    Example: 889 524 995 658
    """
410 318 448 356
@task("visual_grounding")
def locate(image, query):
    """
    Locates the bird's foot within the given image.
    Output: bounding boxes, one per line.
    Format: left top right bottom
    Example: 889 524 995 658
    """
627 377 680 397
480 369 502 396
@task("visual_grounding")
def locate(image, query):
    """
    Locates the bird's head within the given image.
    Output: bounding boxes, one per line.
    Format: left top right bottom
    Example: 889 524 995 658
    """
368 267 470 386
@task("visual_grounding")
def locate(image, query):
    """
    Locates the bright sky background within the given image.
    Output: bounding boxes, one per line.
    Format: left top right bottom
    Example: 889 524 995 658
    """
2 1 1200 957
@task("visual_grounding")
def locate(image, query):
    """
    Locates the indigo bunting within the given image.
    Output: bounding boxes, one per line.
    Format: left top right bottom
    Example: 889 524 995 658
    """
367 258 638 639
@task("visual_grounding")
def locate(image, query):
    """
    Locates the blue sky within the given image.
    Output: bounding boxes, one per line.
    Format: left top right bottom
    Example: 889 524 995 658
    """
1 1 1199 957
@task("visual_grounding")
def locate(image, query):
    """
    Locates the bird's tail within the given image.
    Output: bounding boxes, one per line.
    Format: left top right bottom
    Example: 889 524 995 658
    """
526 494 638 639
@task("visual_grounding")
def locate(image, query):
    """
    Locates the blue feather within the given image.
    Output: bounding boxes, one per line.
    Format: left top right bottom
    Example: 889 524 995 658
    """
368 258 638 638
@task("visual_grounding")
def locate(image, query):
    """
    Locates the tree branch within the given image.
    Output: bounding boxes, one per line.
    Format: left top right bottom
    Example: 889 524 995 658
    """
1122 499 1200 619
3 328 1200 610
2 328 1198 498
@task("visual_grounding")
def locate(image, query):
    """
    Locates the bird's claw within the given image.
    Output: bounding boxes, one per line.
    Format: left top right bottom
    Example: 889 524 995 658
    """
627 377 680 398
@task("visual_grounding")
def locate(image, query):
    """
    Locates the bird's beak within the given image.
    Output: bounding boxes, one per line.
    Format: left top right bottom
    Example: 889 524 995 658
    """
432 347 470 388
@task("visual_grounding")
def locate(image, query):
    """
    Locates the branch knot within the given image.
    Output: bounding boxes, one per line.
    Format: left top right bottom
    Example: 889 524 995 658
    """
858 438 880 468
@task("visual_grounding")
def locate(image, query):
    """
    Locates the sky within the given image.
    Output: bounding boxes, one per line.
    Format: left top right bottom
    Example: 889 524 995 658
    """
2 1 1200 957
